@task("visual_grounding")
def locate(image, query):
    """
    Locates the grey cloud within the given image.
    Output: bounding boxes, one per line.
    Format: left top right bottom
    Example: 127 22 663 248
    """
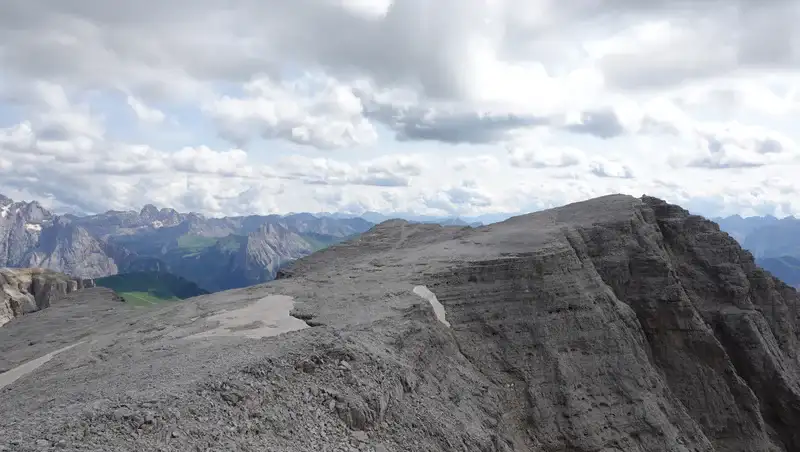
757 138 784 154
359 92 551 144
0 0 507 103
589 160 635 179
3 0 799 103
596 2 800 91
392 112 548 144
562 109 626 139
682 124 798 169
600 52 735 92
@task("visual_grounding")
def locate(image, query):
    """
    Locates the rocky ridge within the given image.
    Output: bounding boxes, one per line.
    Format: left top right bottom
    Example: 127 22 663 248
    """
1 194 799 451
0 267 95 327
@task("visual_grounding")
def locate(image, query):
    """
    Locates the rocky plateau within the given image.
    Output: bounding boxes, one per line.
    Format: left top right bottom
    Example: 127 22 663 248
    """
1 194 799 451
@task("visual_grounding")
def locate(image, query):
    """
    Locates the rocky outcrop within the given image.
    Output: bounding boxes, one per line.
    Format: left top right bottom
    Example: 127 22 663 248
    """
1 194 799 451
0 267 94 326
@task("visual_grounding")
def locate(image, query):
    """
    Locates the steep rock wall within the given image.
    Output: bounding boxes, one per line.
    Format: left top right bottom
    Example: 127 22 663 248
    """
0 268 94 326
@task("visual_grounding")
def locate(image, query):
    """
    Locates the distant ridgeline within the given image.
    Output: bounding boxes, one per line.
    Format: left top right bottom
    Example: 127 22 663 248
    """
0 192 375 294
714 214 800 289
94 271 209 306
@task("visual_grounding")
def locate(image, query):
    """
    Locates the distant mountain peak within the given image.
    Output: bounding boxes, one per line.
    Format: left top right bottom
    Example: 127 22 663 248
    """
140 204 160 218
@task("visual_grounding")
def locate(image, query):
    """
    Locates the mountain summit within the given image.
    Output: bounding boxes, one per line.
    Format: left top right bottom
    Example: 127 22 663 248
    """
1 194 799 451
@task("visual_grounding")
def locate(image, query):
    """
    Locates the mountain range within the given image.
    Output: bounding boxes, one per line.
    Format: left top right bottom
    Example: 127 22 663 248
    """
0 194 374 292
3 194 800 451
714 214 800 287
8 189 800 294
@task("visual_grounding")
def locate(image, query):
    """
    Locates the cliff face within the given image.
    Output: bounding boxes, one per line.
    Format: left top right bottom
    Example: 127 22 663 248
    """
279 194 800 451
1 194 799 452
22 217 119 279
0 268 94 326
0 197 52 267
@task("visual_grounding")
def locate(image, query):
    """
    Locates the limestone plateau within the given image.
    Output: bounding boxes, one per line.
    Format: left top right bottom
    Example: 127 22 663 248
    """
1 194 800 452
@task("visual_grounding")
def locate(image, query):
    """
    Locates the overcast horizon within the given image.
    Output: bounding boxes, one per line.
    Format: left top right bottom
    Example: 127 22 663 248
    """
2 1 800 219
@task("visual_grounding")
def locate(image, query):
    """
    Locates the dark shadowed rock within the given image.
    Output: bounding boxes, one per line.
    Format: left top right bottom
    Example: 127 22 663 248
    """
1 194 799 451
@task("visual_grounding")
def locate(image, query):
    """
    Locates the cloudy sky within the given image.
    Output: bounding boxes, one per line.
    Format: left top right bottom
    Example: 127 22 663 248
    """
1 0 800 218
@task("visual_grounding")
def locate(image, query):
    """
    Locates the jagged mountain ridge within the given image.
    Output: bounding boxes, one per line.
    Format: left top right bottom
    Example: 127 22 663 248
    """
2 194 800 451
0 194 374 291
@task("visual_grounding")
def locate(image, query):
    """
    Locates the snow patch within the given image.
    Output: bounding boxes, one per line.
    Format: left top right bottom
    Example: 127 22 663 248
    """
24 223 42 232
151 220 164 228
412 285 451 327
0 204 9 219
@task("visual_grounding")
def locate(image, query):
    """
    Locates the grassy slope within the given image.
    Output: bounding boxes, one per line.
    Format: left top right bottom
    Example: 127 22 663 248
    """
95 271 209 305
117 291 171 306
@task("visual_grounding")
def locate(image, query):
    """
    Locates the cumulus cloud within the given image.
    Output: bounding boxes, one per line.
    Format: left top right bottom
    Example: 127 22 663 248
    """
2 0 800 217
562 109 627 139
681 122 799 169
423 179 494 215
208 74 378 149
507 142 585 169
278 154 424 187
589 159 636 179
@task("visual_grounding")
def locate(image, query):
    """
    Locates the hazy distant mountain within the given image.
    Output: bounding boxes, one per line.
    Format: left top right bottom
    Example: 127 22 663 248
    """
712 215 782 248
715 214 800 287
316 210 512 228
0 193 374 292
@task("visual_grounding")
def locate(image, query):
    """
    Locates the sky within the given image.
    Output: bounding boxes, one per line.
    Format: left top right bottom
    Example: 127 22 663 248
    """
2 0 800 218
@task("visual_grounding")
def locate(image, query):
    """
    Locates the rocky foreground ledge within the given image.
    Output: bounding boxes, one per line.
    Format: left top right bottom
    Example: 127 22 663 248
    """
0 268 95 327
1 194 799 451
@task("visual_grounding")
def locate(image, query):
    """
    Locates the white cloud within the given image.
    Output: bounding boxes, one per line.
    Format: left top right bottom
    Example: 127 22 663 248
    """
451 155 500 172
2 0 800 218
278 154 424 187
589 159 635 179
207 74 378 149
508 141 585 169
126 95 165 123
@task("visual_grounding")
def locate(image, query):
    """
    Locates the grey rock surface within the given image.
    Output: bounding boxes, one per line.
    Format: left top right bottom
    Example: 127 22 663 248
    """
1 194 799 451
0 267 95 327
